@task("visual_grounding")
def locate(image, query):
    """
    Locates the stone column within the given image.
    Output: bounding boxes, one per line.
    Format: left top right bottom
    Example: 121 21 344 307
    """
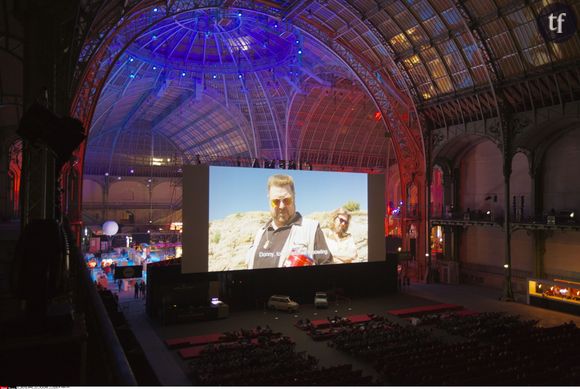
501 109 514 301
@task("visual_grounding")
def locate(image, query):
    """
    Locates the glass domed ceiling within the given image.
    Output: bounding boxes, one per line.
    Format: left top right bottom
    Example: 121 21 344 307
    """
128 9 300 74
85 6 392 173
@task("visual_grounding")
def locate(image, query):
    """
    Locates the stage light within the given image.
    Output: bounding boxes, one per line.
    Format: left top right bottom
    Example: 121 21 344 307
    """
237 11 242 16
570 212 575 218
129 57 134 62
486 210 491 215
129 73 135 79
181 72 186 77
298 49 302 54
504 264 509 268
117 176 122 180
105 172 109 176
148 178 152 182
130 169 134 174
153 7 158 12
147 230 151 233
425 253 430 257
212 74 217 79
397 247 402 252
152 66 157 70
149 220 152 224
538 284 542 289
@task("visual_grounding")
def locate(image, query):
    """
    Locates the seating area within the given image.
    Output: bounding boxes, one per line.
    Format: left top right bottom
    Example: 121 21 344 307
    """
386 303 464 317
166 326 373 385
329 310 580 385
295 314 375 340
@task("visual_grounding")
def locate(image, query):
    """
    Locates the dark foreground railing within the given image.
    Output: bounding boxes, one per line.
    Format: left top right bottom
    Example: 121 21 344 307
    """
64 221 138 386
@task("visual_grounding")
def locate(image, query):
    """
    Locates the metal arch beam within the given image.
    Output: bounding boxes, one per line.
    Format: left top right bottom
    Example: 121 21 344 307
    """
282 0 314 21
183 126 238 152
165 106 222 137
334 0 425 164
328 92 365 162
452 0 500 82
398 1 458 96
106 87 152 173
340 0 417 102
149 89 199 129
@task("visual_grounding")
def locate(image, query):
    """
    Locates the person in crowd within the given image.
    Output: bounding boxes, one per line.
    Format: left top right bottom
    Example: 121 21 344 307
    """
246 174 332 269
140 281 146 298
117 278 122 292
325 208 359 264
134 281 139 299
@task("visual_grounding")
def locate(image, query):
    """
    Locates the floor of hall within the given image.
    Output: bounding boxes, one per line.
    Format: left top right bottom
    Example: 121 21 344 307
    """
115 282 580 385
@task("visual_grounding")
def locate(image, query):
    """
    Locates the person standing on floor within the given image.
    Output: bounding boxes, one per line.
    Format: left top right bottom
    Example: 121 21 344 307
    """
134 281 139 299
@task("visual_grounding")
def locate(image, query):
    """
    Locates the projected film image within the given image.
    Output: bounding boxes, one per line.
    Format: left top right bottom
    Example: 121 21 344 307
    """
208 167 368 272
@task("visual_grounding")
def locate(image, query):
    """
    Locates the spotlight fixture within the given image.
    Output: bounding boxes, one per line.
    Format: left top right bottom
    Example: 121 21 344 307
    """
486 210 491 215
570 212 575 218
397 247 402 252
503 264 509 268
105 172 109 176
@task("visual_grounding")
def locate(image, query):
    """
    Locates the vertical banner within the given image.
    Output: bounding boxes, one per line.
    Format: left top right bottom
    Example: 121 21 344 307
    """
89 237 100 253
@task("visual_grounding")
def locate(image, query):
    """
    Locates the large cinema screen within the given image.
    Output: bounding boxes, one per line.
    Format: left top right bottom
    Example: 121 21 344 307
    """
182 165 385 274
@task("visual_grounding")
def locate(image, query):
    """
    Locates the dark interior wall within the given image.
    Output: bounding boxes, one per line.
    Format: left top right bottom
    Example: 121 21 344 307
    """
542 128 580 280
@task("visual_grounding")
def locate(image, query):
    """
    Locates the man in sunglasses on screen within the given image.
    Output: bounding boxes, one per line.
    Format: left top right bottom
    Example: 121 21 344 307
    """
246 174 333 269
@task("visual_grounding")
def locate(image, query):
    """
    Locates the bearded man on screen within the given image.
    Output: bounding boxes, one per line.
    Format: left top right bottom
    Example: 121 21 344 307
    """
246 174 333 269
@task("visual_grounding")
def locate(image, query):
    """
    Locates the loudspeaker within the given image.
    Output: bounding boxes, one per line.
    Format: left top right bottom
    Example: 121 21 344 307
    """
18 102 86 165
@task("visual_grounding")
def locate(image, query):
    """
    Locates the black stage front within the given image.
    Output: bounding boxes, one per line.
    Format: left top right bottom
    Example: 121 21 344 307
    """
146 259 397 319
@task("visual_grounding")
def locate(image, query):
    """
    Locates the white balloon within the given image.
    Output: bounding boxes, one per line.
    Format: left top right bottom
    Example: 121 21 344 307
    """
102 220 119 236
